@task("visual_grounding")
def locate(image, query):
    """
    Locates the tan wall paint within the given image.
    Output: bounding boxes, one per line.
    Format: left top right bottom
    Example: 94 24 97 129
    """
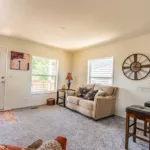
72 33 150 117
1 33 150 118
0 35 72 109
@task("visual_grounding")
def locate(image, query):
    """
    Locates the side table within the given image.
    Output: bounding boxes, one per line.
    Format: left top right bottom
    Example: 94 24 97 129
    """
56 89 66 107
56 89 75 107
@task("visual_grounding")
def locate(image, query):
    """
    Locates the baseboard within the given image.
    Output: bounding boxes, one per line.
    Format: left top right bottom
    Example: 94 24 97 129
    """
114 114 125 119
11 104 47 110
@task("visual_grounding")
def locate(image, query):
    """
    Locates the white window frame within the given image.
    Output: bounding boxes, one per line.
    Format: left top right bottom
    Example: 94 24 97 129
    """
31 56 59 94
87 57 114 85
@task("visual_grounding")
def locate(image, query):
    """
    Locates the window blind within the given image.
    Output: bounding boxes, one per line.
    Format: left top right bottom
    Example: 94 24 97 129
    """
88 57 113 85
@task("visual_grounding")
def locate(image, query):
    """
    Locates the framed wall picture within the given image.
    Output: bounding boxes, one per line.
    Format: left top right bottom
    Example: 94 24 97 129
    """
10 51 30 71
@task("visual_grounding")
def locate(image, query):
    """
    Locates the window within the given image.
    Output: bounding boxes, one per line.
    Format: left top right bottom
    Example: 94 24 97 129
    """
31 56 58 93
88 57 113 85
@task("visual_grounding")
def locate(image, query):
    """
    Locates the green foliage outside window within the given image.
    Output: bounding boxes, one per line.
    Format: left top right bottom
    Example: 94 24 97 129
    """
32 56 57 80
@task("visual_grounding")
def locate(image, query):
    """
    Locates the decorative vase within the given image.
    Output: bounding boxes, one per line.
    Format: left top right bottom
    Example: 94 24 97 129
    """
62 85 66 90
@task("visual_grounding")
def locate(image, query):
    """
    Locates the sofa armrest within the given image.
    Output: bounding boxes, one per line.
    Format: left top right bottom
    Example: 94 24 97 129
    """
55 136 67 150
93 96 116 120
0 145 22 150
94 95 116 103
0 136 67 150
94 95 115 102
66 90 76 97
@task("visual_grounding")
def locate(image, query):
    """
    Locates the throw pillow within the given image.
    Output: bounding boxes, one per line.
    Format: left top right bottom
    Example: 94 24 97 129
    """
75 87 80 96
77 87 91 98
22 139 62 150
95 89 106 97
22 139 43 150
83 89 98 100
38 140 62 150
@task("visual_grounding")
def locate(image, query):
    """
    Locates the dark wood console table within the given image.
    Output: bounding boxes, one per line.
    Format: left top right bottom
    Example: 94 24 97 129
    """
56 89 75 107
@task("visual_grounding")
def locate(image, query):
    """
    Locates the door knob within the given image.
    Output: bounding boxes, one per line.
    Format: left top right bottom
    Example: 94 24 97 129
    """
1 76 4 79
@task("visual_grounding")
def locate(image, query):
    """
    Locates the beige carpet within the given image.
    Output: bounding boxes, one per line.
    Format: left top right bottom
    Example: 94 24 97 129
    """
0 105 148 150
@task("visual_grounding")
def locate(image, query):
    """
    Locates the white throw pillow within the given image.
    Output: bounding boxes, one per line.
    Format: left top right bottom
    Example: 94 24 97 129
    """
95 89 106 97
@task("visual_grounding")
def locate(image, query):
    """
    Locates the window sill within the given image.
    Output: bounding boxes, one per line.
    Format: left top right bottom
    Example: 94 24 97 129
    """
31 91 57 95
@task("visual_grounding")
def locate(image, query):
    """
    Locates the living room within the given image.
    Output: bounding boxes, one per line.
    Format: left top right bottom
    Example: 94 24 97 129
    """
0 0 150 150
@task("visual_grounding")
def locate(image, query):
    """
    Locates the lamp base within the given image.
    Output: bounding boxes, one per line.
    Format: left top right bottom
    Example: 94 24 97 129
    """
67 80 71 89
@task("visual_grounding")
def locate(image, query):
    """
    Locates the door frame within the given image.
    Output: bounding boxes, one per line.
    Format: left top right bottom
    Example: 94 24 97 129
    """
0 46 8 110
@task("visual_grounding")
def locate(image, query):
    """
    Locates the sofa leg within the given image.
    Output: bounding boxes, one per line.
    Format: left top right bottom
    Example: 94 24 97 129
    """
93 118 98 121
93 115 115 121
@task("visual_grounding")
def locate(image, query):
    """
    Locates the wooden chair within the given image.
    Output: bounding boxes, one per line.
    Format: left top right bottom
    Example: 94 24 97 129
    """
125 105 150 150
144 101 150 136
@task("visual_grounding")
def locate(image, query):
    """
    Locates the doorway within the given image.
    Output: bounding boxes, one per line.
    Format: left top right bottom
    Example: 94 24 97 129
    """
0 47 7 110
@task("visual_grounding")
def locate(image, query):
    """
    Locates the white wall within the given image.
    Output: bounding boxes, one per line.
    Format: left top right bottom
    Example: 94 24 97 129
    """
0 36 72 110
1 33 150 117
72 33 150 118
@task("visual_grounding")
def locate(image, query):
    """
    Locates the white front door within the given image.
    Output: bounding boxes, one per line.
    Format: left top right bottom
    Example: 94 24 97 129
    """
0 47 7 110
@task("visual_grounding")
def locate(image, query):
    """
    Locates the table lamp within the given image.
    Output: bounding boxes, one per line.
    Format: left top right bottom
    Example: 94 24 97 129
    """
66 72 73 89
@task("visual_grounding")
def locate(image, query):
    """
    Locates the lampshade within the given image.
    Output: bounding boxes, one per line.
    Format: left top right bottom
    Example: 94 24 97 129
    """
66 72 73 80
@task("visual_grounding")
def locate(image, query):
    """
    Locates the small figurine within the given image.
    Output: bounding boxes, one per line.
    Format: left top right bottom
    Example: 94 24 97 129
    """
62 85 66 90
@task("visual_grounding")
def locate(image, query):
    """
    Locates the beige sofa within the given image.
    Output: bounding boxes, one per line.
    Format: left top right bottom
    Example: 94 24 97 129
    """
66 84 118 120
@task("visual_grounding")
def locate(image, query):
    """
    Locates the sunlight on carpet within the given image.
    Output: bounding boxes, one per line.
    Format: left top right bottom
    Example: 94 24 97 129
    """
0 110 19 126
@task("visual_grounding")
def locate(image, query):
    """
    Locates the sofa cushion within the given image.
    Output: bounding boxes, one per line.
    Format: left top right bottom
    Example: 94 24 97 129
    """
66 102 79 111
78 106 93 118
101 87 114 96
79 99 94 110
67 96 81 105
94 85 114 96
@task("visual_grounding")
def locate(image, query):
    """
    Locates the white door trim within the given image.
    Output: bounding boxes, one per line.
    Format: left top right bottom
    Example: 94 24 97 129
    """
0 46 8 110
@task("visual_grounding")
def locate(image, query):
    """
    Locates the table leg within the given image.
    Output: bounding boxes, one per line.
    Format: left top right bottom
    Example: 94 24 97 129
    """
56 91 59 104
144 121 147 136
133 118 136 142
64 91 66 107
125 113 130 150
149 122 150 150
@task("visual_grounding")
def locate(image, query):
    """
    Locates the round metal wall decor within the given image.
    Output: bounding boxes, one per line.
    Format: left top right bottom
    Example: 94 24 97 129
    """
122 53 150 80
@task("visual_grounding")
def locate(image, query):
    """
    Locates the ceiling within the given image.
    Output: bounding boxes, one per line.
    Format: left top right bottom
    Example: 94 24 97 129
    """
0 0 150 51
